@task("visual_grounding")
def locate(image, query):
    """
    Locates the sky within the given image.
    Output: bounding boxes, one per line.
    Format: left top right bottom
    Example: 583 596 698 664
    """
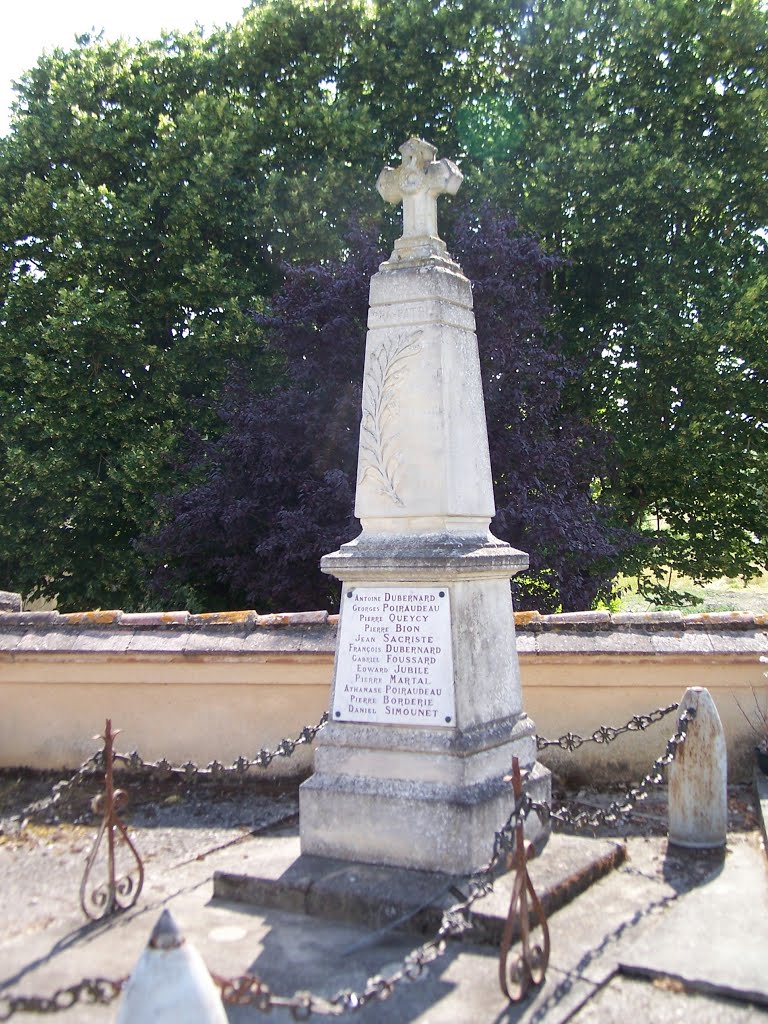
0 0 250 135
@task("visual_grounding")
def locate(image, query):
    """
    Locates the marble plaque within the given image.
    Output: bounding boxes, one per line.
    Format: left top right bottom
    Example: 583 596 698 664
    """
332 586 456 726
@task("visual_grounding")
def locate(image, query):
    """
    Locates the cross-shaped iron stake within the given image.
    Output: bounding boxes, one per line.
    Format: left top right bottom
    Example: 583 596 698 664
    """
498 756 551 1001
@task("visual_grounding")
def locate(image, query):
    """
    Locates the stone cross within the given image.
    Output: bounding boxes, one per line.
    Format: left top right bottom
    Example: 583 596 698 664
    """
377 138 462 259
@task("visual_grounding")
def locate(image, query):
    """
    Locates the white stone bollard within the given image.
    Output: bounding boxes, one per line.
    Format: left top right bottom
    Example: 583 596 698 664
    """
115 909 227 1023
668 686 727 849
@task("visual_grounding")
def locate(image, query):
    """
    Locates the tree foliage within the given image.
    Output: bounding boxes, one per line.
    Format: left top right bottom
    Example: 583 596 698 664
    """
1 0 766 609
477 0 768 590
149 211 627 613
0 33 278 608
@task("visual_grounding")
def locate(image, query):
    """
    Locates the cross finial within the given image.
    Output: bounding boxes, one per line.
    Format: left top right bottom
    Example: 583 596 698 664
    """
377 138 462 265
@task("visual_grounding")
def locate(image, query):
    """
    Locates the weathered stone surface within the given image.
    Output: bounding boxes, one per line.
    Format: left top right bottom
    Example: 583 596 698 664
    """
541 610 612 630
650 631 715 655
322 532 528 580
668 687 727 849
121 611 191 627
708 629 768 653
516 632 536 653
0 630 23 651
611 610 684 629
684 611 757 630
0 610 763 656
59 610 122 626
182 630 253 654
312 714 536 788
536 631 651 655
15 630 81 653
188 610 257 627
301 139 550 872
126 631 189 654
376 137 462 267
69 630 134 653
0 591 22 613
213 830 624 940
5 610 60 626
619 837 768 1007
354 268 495 534
300 761 550 873
257 610 329 627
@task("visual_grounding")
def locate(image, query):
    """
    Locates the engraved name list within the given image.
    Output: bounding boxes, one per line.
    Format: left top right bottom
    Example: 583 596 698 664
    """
332 586 456 726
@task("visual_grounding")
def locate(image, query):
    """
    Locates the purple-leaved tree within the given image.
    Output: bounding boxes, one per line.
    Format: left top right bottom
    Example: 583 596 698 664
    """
147 209 629 612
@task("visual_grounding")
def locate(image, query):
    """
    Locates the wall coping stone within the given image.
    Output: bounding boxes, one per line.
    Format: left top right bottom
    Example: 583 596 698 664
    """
0 596 764 634
0 594 764 659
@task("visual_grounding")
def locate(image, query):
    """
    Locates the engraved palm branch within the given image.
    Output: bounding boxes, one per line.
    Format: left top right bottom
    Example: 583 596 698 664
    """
359 330 423 505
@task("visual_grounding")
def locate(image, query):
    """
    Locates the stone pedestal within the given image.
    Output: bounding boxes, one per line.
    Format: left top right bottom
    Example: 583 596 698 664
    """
299 139 550 873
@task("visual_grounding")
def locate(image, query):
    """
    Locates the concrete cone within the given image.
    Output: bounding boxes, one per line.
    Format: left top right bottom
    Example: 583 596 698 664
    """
115 909 227 1023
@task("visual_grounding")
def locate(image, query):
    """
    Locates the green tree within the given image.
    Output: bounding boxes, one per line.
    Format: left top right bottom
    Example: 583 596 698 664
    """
2 0 766 610
478 0 768 593
0 0 518 609
0 33 277 608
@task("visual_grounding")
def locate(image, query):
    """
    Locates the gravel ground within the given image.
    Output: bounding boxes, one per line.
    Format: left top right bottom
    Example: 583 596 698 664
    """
0 769 299 946
0 767 759 947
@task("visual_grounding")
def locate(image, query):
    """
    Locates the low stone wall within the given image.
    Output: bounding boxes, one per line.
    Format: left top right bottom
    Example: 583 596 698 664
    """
0 601 765 782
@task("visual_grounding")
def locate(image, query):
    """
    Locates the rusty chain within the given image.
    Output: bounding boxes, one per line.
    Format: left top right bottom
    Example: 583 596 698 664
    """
0 785 548 1019
24 713 330 820
536 702 680 752
550 705 697 830
0 979 125 1020
36 701 679 813
212 785 551 1017
110 712 328 779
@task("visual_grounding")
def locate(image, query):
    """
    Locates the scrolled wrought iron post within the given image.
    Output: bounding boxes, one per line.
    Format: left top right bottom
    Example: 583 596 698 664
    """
80 719 144 921
498 757 550 1002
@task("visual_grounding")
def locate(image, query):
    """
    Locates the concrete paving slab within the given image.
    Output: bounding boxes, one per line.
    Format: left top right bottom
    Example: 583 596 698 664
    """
0 820 624 1024
618 834 768 1008
529 853 679 989
570 974 767 1023
0 852 597 1024
212 830 625 945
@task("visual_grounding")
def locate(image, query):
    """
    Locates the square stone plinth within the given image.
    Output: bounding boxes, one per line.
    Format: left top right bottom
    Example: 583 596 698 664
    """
300 760 550 874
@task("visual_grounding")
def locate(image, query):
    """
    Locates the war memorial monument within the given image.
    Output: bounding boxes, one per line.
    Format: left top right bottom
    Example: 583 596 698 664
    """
300 138 551 872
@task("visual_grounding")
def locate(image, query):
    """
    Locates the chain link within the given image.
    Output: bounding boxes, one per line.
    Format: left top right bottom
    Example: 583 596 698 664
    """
23 714 330 821
0 979 125 1020
536 702 680 752
0 791 547 1019
110 713 328 780
550 705 697 830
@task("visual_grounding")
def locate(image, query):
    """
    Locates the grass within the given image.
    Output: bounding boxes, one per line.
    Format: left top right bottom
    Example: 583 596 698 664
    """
609 572 768 614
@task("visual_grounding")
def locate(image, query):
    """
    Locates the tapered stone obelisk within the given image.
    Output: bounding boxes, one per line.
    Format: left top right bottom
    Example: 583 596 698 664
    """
299 138 550 873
